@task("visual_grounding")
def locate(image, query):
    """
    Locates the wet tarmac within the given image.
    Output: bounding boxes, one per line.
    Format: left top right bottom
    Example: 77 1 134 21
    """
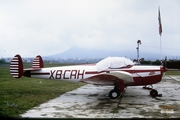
21 75 180 118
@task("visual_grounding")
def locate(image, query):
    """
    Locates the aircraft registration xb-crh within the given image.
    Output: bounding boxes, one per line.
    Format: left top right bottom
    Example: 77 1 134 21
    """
10 54 167 99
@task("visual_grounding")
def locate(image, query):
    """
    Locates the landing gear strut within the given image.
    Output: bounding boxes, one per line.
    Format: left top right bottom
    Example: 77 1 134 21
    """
143 85 153 90
109 81 125 99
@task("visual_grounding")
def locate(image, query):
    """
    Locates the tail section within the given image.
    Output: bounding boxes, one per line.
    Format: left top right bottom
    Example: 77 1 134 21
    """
10 54 24 78
10 54 44 78
32 55 44 69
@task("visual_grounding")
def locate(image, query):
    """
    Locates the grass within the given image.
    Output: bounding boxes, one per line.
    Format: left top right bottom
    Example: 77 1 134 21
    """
0 63 84 118
0 63 180 118
110 107 120 113
165 70 180 75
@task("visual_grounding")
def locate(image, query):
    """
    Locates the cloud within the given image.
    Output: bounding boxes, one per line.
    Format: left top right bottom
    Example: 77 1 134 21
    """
0 0 180 58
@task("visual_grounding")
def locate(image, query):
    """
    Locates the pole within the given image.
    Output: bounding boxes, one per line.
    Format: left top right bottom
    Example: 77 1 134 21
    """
158 6 162 62
137 43 139 61
160 36 162 61
136 40 141 63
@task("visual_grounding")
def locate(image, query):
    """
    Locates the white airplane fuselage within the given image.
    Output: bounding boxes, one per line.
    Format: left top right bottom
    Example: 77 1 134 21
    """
23 64 166 87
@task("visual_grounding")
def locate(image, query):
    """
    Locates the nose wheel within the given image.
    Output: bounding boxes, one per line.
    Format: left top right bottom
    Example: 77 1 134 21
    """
150 89 158 98
143 85 160 98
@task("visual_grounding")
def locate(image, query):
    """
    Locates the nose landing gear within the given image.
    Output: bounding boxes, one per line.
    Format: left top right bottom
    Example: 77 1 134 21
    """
150 89 158 98
143 85 161 98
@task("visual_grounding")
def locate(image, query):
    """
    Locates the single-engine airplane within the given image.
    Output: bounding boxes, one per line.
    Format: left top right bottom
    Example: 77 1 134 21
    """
10 54 167 99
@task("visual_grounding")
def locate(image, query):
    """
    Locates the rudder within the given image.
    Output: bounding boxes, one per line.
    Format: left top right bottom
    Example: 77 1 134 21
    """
10 54 24 78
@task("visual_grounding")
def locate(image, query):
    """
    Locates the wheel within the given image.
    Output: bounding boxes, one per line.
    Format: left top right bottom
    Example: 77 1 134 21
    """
150 89 158 98
109 89 120 99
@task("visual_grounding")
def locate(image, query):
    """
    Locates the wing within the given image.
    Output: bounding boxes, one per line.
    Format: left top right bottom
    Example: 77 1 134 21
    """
80 71 134 85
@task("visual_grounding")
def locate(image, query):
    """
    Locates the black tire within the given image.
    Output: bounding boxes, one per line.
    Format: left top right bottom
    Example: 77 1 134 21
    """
109 89 120 99
114 86 119 91
150 89 158 98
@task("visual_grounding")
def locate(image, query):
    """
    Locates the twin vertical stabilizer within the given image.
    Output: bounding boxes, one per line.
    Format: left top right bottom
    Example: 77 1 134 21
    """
10 54 44 78
10 54 23 78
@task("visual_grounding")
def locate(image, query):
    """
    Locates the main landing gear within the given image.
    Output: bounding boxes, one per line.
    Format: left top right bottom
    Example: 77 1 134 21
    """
109 87 123 99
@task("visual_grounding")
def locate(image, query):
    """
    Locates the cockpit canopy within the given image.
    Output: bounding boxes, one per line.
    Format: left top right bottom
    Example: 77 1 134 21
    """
96 57 134 72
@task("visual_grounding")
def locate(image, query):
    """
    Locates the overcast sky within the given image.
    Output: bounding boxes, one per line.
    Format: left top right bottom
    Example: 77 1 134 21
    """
0 0 180 58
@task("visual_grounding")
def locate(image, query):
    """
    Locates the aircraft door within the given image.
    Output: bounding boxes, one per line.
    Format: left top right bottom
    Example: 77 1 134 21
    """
134 66 145 85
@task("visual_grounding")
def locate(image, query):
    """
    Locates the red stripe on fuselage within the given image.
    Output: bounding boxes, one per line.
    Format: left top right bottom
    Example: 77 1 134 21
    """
85 69 161 75
85 71 99 74
31 72 50 75
23 70 50 77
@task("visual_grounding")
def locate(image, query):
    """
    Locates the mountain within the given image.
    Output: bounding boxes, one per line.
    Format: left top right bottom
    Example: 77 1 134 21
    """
44 47 161 60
